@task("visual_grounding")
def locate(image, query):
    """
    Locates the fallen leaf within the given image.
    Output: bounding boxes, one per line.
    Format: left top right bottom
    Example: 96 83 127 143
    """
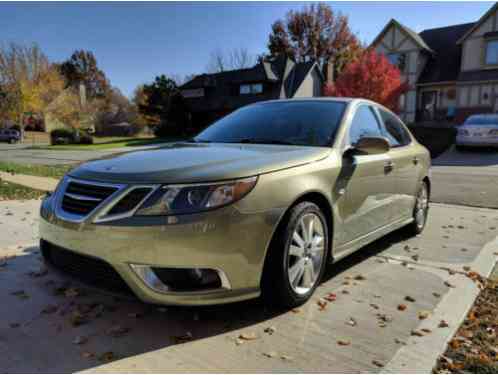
239 332 258 341
411 254 419 262
291 308 301 314
372 359 384 367
341 290 350 295
394 338 407 345
324 293 337 302
264 326 276 335
346 317 357 327
263 351 277 358
73 336 88 345
463 266 471 272
81 351 94 359
418 310 430 320
280 354 293 361
438 320 449 328
317 299 328 310
433 292 441 298
411 329 425 337
403 245 410 251
421 328 432 334
41 304 58 314
353 274 366 281
405 295 416 302
107 325 130 338
370 303 379 310
64 288 80 298
444 281 456 288
397 304 407 311
98 351 115 362
337 339 351 346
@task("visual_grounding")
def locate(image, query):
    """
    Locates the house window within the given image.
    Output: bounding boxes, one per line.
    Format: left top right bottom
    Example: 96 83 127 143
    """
387 52 406 72
240 83 263 95
485 40 498 65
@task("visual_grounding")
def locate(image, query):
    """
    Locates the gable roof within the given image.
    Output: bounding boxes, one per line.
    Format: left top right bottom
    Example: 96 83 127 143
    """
457 2 498 44
418 22 475 84
179 56 322 113
371 19 433 53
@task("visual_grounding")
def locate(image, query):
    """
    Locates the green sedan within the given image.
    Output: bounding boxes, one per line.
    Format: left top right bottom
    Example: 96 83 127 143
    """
39 98 431 308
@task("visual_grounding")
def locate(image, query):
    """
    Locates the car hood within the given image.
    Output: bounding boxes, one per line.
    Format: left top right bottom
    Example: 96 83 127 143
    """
69 142 331 184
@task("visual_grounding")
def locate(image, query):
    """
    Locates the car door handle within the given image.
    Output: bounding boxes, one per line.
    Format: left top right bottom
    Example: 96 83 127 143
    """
384 160 395 173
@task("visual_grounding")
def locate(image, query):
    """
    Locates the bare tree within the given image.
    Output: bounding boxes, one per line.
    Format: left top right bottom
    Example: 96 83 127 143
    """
206 48 256 73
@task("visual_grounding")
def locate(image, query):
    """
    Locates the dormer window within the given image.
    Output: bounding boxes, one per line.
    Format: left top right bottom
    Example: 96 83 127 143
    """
240 83 263 95
387 52 406 72
485 39 498 65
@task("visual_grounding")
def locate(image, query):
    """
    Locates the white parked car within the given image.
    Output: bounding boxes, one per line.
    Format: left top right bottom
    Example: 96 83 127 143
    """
456 114 498 149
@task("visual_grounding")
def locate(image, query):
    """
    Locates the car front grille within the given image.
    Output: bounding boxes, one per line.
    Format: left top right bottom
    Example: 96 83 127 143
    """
107 187 152 216
61 180 118 216
40 240 134 296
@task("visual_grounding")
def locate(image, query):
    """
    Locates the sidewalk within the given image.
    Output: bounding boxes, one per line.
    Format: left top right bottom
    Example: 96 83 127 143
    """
0 171 58 191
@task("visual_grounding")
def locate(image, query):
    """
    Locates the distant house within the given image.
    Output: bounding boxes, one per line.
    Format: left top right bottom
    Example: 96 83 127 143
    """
371 2 498 124
179 55 324 129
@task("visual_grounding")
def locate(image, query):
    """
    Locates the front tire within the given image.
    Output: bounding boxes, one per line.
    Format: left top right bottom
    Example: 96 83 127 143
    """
261 202 328 309
407 181 429 235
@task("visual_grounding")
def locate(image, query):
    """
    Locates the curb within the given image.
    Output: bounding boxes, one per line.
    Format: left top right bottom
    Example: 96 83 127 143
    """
381 234 498 373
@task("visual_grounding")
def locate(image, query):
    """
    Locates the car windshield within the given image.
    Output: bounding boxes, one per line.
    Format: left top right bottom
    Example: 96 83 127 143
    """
464 115 498 126
194 101 346 147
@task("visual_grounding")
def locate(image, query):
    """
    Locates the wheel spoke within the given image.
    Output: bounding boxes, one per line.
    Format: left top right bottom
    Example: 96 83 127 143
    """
289 258 305 286
307 217 315 244
302 261 315 288
292 231 305 248
289 244 304 258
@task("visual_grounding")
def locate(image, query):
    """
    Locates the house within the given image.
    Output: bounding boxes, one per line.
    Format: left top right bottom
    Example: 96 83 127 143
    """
371 2 498 124
179 55 324 129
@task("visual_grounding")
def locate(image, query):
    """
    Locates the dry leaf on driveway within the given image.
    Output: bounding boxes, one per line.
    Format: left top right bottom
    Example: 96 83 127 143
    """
263 351 277 358
405 295 416 302
264 326 276 335
337 339 351 346
397 304 407 311
107 325 130 338
317 299 328 310
239 332 258 341
372 359 384 367
418 311 430 320
439 320 449 328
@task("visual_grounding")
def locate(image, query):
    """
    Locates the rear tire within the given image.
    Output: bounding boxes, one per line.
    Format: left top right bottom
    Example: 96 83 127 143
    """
261 202 329 309
406 181 429 236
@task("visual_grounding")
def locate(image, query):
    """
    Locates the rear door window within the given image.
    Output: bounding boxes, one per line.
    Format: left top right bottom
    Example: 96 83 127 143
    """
378 109 411 147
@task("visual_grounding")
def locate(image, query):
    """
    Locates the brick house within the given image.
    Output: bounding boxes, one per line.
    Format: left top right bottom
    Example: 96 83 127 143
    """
371 2 498 124
179 55 323 130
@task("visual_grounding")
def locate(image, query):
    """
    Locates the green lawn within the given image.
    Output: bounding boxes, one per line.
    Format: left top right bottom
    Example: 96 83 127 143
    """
0 180 47 201
30 136 185 151
0 162 71 179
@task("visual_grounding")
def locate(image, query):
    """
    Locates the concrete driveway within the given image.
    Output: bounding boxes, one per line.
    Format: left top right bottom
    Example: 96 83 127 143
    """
1 200 497 373
431 146 498 208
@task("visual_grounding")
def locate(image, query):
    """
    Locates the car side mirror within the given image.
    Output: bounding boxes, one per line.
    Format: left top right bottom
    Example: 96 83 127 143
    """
348 136 390 155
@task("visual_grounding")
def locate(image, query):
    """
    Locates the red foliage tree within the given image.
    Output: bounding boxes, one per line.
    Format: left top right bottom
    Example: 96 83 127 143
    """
324 49 409 113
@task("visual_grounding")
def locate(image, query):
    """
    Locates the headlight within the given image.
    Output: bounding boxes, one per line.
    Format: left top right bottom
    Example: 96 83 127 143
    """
488 129 498 136
135 176 258 216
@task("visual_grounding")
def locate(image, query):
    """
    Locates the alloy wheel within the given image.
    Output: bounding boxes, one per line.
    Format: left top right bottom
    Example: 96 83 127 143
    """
415 184 429 229
287 213 326 295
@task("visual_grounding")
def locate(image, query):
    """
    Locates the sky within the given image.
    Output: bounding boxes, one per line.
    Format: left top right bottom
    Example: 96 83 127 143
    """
1 1 494 97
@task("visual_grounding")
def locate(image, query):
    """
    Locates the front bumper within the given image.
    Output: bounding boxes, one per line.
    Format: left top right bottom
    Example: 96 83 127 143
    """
456 136 498 147
39 195 283 305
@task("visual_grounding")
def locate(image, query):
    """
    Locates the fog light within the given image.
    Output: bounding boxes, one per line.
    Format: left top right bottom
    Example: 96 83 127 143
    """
130 264 230 293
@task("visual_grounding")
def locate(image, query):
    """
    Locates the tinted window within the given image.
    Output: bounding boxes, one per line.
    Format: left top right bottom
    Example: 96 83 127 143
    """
195 101 346 147
485 40 498 65
349 106 382 145
379 109 411 147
